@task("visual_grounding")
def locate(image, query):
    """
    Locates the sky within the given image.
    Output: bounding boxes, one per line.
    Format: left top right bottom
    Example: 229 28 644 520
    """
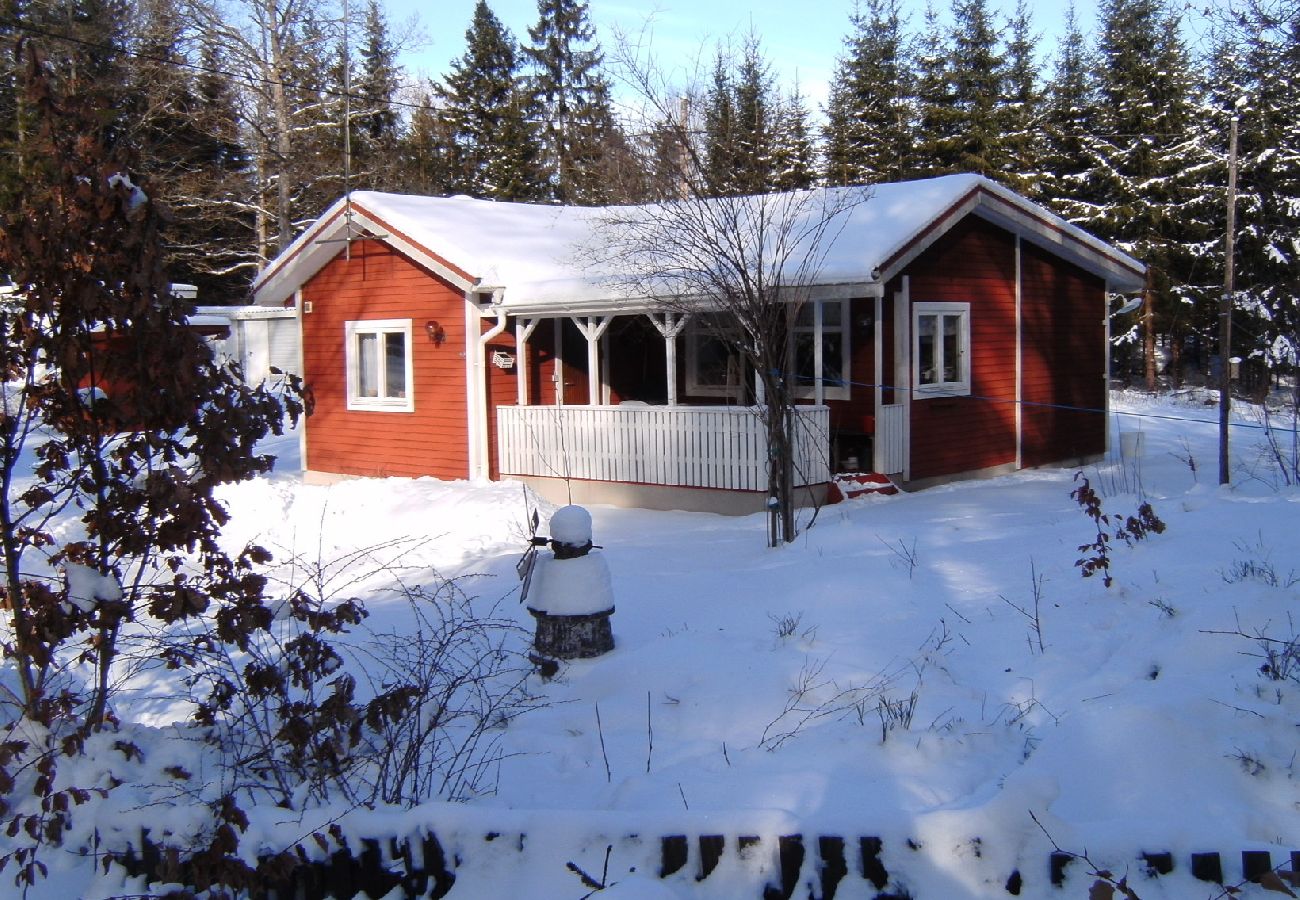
385 0 1102 116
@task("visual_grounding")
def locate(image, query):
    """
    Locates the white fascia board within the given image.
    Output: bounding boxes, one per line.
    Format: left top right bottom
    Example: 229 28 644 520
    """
875 185 1146 294
252 201 478 309
972 198 1146 293
877 192 984 285
494 281 882 319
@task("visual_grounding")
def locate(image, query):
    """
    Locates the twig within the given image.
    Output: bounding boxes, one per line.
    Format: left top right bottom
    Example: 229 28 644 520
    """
677 782 689 811
645 691 653 774
595 701 611 783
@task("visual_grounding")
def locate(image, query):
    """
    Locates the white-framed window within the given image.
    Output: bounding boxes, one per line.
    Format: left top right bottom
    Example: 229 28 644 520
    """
913 302 970 397
345 319 414 411
685 315 745 399
793 299 850 401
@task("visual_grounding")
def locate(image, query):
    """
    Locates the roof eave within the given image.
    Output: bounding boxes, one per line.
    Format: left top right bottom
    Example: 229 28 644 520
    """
252 199 479 308
876 182 1146 293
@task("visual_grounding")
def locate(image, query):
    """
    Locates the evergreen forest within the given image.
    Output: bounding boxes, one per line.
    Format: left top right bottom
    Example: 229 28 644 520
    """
0 0 1296 388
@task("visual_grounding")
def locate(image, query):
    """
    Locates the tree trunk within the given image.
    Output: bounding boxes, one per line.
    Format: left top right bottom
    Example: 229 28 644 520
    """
1143 270 1156 392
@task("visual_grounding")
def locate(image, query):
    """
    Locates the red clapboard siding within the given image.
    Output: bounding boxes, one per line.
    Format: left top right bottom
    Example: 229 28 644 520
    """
484 325 519 481
301 239 470 480
906 217 1018 480
1019 241 1106 467
827 296 877 435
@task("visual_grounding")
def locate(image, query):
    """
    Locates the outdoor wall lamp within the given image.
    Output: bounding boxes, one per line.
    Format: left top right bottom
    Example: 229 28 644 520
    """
425 320 446 346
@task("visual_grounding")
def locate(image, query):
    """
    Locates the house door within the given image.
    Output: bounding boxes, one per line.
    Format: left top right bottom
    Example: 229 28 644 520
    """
873 283 909 478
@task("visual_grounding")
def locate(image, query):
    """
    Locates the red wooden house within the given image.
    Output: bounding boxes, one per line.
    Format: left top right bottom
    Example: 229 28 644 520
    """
252 175 1144 513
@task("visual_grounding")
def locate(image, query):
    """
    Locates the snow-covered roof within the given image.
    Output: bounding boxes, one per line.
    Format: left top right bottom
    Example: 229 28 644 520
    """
252 175 1146 313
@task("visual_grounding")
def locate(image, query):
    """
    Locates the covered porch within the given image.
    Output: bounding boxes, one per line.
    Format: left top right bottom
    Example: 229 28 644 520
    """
481 304 853 513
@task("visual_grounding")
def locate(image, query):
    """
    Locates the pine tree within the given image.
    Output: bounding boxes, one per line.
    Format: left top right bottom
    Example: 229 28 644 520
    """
438 0 545 200
823 0 914 185
524 0 618 203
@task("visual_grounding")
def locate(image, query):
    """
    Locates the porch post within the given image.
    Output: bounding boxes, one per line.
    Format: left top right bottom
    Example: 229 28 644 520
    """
648 312 690 406
553 318 564 405
897 276 911 482
571 316 611 405
872 294 883 472
516 317 540 405
1014 235 1023 469
813 300 825 406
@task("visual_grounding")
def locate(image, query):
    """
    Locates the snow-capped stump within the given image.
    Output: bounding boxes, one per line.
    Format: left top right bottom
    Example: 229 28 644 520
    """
525 505 614 660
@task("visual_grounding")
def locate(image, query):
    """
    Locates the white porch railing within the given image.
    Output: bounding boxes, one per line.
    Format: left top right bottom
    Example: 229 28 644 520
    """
497 404 831 491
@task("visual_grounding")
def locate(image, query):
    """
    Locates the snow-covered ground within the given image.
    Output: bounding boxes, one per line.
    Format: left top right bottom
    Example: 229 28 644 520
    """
6 390 1300 898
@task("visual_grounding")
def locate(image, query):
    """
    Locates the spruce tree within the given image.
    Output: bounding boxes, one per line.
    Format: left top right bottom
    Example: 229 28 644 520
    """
702 49 739 195
438 0 545 200
524 0 618 203
356 0 402 190
731 37 776 194
947 0 1007 177
699 36 792 196
1040 3 1099 218
1088 0 1211 387
1203 4 1300 382
911 1 960 177
772 84 817 191
823 0 913 185
999 0 1042 193
399 88 458 196
128 2 254 302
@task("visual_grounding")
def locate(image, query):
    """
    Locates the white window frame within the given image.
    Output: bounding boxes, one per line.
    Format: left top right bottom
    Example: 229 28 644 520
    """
912 302 971 397
684 316 745 400
345 318 414 412
793 298 851 401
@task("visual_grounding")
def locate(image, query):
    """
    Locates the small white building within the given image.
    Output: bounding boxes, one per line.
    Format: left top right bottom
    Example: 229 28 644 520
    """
194 305 300 384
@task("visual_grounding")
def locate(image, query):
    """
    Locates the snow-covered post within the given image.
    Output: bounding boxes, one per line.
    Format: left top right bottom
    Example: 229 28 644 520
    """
526 506 615 659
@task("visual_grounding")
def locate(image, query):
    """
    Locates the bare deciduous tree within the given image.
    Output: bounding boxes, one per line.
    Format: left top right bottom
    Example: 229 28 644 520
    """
596 34 868 545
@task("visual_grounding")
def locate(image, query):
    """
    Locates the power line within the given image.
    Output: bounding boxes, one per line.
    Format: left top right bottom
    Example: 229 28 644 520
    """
776 369 1279 432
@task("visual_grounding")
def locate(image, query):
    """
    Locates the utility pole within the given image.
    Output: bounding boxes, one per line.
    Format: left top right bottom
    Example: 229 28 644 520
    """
1219 115 1238 485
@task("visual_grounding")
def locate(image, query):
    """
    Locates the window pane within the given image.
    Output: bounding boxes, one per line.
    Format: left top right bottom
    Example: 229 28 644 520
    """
384 332 407 398
795 304 814 327
697 335 738 388
917 315 937 385
823 334 844 385
794 332 816 383
357 332 379 397
942 315 961 382
822 301 842 327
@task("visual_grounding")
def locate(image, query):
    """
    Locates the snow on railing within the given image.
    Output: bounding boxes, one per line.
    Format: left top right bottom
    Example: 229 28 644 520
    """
497 404 831 490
